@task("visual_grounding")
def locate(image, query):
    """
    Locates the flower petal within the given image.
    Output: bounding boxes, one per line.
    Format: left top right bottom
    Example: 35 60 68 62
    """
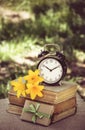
26 83 32 89
37 91 43 97
28 70 34 75
26 89 30 94
39 85 44 90
17 91 21 98
22 91 26 97
10 81 18 86
13 87 18 91
18 77 22 82
24 75 29 80
35 69 40 75
39 77 44 82
11 77 26 98
30 90 37 99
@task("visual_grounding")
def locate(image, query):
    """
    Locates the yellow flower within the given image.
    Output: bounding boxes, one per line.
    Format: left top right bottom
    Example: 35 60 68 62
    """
10 69 44 100
10 77 26 98
24 69 44 84
26 83 44 100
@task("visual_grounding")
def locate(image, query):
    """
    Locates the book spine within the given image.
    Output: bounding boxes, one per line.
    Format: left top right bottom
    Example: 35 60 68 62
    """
8 93 25 106
52 107 76 123
7 104 22 115
54 97 76 114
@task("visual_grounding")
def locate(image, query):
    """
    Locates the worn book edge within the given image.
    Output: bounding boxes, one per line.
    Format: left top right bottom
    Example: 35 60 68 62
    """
52 107 76 123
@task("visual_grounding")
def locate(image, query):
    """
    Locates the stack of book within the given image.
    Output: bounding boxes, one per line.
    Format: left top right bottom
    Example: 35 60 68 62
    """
7 81 77 124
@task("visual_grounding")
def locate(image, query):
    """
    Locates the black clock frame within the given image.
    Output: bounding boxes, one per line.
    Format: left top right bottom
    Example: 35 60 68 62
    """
37 55 67 86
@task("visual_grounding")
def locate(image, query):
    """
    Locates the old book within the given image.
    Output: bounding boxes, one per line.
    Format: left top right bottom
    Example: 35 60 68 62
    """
21 100 54 126
52 107 76 123
7 103 76 125
54 96 76 114
8 81 77 105
8 94 25 107
7 104 22 115
7 96 76 116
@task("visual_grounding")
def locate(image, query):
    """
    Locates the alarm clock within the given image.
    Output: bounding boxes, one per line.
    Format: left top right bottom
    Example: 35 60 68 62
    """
37 44 67 85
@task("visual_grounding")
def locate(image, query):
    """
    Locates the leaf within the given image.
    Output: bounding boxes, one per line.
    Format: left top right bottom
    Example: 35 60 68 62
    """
43 113 50 118
32 115 36 123
35 103 40 111
23 108 34 113
36 112 44 118
29 104 36 112
37 112 50 119
23 108 30 112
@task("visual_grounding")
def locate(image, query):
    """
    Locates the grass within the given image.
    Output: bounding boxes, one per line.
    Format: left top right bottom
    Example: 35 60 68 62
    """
0 36 41 61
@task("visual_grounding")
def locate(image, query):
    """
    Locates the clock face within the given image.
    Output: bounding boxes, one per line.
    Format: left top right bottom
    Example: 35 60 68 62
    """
38 57 63 85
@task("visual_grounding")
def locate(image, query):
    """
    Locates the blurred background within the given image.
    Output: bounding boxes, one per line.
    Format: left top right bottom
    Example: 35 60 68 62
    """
0 0 85 99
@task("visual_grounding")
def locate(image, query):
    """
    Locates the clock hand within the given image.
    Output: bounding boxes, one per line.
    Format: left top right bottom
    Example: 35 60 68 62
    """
51 65 60 71
43 65 51 71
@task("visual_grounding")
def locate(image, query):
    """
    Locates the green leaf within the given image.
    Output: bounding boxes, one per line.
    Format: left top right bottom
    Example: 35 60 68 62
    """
32 115 36 123
38 112 50 119
35 103 40 111
29 104 36 112
36 112 44 119
23 108 35 113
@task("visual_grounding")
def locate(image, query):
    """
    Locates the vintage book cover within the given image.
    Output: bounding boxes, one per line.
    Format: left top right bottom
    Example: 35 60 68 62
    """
8 81 77 105
52 107 76 123
21 100 54 126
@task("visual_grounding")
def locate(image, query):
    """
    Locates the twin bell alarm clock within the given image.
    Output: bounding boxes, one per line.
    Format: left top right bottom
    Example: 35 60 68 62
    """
37 44 67 85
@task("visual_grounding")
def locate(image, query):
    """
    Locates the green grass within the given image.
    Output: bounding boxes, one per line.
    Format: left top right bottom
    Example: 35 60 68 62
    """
0 36 40 61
